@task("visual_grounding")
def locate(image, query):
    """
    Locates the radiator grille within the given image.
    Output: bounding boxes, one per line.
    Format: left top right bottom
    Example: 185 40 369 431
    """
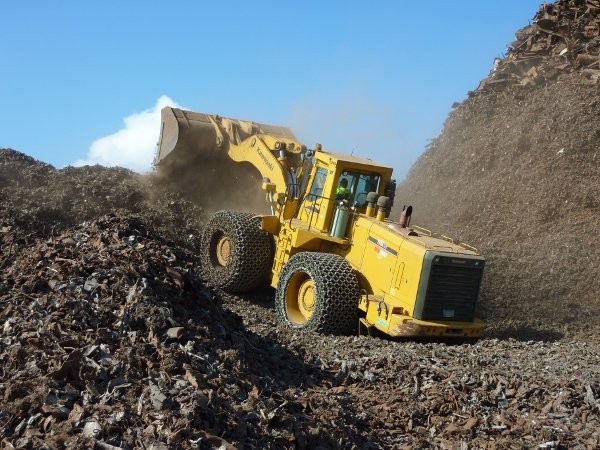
420 256 484 322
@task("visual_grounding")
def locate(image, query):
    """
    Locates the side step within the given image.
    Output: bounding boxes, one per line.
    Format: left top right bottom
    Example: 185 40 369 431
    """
358 318 373 337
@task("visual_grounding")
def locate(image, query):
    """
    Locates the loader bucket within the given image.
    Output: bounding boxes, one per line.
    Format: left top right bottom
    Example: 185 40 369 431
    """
155 107 297 167
155 108 220 166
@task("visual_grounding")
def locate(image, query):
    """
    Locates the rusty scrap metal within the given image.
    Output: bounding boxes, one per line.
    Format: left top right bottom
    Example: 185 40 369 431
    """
476 0 600 94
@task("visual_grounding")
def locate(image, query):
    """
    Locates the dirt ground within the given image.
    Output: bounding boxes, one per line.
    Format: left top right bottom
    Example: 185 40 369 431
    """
2 1 600 448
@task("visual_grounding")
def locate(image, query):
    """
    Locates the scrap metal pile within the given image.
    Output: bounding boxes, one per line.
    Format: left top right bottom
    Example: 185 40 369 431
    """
397 1 600 340
1 207 600 449
2 0 600 447
477 0 600 92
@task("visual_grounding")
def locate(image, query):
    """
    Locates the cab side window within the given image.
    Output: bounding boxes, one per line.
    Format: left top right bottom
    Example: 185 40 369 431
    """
307 167 327 201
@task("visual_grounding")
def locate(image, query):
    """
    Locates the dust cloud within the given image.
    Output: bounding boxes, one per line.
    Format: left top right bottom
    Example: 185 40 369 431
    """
151 151 269 216
288 95 404 172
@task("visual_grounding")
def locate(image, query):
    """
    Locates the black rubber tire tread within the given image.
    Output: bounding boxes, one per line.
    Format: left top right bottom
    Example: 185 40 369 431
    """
275 252 360 335
200 210 275 293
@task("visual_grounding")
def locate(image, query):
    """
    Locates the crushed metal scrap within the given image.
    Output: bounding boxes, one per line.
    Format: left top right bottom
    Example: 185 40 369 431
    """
2 0 600 448
476 0 600 93
1 212 599 448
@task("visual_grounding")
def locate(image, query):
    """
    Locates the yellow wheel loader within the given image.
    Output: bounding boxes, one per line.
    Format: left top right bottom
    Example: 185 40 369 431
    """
155 107 485 338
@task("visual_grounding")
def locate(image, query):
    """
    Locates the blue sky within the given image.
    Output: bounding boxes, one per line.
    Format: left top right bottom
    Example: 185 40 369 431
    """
1 1 542 179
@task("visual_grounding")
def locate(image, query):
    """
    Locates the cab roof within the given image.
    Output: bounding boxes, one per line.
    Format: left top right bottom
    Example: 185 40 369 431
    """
315 150 393 174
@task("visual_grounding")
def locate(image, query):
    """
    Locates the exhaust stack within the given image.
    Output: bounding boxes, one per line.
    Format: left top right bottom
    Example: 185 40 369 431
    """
398 205 412 228
388 205 417 236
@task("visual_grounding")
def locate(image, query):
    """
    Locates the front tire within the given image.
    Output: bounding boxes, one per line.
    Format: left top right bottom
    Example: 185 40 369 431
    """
275 252 359 334
200 211 275 292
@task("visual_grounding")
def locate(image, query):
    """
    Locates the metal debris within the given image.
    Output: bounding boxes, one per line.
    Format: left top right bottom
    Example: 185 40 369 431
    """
476 0 600 94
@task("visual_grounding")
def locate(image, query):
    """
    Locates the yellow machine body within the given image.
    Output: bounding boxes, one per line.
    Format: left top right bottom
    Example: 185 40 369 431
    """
155 107 485 338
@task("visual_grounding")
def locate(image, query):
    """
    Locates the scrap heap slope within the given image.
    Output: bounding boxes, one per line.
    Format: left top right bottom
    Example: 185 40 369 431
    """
2 1 600 447
395 0 600 337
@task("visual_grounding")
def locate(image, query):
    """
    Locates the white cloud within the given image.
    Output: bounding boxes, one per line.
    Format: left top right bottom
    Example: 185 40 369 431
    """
74 95 181 173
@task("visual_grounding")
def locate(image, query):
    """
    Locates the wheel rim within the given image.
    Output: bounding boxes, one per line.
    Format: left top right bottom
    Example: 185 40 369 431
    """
285 272 315 325
215 235 232 266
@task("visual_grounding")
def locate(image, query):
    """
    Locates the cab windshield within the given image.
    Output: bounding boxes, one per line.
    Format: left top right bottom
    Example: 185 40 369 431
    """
336 171 380 207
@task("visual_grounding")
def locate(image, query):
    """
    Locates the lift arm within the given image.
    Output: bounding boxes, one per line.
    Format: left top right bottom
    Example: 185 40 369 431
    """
155 107 308 214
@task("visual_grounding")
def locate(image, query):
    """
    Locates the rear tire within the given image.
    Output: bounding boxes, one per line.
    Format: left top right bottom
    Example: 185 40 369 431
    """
200 211 275 292
275 252 359 334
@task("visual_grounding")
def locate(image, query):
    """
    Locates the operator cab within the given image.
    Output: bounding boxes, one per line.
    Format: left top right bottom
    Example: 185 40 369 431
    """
299 150 394 234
